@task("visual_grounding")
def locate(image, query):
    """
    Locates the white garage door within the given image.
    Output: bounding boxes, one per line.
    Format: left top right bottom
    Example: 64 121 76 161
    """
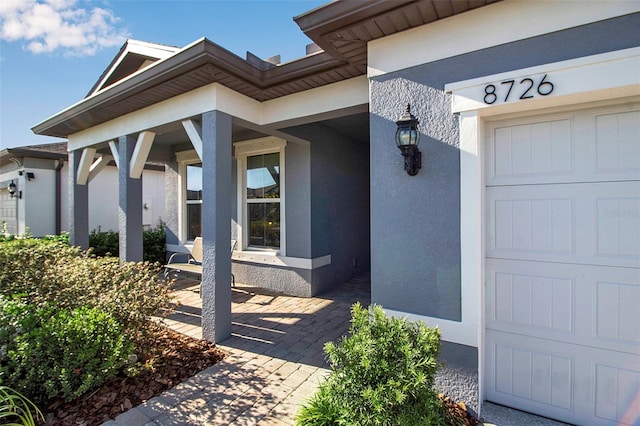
0 191 18 235
485 102 640 426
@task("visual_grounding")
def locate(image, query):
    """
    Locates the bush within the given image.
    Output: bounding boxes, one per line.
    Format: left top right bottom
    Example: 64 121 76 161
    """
0 299 133 405
89 223 167 264
0 239 172 341
89 227 119 257
0 239 81 297
143 223 167 264
296 303 448 426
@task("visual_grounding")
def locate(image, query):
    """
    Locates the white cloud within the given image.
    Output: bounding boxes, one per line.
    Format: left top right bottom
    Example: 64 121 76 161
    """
0 0 128 56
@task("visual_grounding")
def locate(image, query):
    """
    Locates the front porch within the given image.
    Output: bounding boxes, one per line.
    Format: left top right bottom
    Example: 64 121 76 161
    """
131 275 371 425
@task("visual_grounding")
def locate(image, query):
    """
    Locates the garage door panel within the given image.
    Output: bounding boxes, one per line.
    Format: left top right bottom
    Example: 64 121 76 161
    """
486 102 640 425
487 181 640 268
595 109 640 173
486 331 640 426
487 106 640 186
487 259 640 355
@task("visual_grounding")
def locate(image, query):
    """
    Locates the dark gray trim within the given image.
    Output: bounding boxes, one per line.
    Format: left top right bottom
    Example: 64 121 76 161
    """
118 135 143 262
68 151 89 248
200 110 233 343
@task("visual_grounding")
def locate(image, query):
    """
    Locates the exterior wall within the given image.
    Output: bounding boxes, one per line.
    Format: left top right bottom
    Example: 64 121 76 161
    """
287 123 370 295
369 11 640 412
85 166 165 232
230 123 370 297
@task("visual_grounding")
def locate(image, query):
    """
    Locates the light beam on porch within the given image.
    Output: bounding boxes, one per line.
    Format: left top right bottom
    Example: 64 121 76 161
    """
87 154 113 183
182 119 203 160
200 110 233 343
130 131 156 179
108 141 120 169
75 147 96 185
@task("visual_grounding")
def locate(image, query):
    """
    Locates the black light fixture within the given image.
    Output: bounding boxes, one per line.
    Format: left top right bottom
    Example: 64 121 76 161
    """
7 181 21 199
395 104 421 176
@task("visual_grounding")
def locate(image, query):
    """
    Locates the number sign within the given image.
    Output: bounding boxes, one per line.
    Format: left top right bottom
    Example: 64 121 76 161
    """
483 74 554 105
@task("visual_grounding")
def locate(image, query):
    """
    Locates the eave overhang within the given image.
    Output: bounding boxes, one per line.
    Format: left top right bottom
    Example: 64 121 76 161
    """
33 37 364 138
294 0 501 67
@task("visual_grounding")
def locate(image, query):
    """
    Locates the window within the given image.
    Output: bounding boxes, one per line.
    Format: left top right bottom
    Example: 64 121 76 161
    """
236 137 286 253
185 163 202 241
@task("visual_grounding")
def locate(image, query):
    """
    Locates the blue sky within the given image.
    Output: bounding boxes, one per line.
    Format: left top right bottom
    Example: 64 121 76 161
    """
0 0 326 149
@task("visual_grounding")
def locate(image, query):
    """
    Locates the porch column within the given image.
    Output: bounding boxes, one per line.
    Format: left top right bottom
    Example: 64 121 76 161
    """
201 110 233 342
118 135 143 262
68 150 89 249
164 161 180 252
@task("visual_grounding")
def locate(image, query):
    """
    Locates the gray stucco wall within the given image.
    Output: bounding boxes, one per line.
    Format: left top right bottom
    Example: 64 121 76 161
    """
370 12 640 412
284 121 371 295
370 13 640 321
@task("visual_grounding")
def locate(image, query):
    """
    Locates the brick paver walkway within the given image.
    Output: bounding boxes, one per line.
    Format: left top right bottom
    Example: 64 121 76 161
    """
104 274 370 425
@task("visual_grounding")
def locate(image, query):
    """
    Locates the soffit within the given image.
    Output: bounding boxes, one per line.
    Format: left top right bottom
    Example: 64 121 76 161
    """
33 0 502 140
34 38 364 139
295 0 501 66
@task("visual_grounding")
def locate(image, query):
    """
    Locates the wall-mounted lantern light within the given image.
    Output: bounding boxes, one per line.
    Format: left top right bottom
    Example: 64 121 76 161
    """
395 104 421 176
7 181 21 199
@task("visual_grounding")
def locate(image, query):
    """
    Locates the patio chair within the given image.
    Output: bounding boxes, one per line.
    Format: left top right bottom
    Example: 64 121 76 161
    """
164 237 237 288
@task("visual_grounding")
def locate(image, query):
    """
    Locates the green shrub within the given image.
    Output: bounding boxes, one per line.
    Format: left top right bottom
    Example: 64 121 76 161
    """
89 227 119 257
296 303 448 426
88 223 167 264
0 239 81 297
40 232 70 245
0 385 44 426
0 299 133 404
0 239 172 340
143 223 167 264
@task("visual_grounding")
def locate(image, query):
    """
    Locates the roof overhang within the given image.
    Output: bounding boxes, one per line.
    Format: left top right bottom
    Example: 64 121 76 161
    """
33 0 501 140
33 37 363 138
294 0 501 67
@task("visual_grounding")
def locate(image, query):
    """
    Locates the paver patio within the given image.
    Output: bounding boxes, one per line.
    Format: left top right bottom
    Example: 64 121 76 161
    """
105 274 371 425
105 274 569 426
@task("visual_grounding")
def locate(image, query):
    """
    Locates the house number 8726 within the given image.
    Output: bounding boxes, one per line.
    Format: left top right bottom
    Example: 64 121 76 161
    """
483 74 554 104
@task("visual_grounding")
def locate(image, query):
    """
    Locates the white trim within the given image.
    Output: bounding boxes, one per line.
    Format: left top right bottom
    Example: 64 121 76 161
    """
232 252 330 270
446 47 640 114
235 137 287 255
382 308 478 348
91 39 180 96
175 149 200 163
234 137 287 156
108 141 119 169
181 119 203 161
87 154 112 183
67 76 367 151
368 0 639 77
129 131 155 179
76 147 96 185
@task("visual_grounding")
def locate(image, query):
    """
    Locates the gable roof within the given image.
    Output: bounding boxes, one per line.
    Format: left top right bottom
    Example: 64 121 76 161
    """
87 39 181 97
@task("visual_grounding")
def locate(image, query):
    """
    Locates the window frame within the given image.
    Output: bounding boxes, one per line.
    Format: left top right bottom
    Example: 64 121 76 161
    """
235 137 287 255
176 150 202 243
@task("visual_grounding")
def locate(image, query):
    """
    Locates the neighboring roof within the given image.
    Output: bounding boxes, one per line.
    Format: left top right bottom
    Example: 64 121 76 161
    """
0 141 164 171
87 39 181 97
0 142 68 165
33 0 499 139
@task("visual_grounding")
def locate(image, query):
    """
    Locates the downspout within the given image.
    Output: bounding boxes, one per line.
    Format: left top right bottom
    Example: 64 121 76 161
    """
55 159 64 234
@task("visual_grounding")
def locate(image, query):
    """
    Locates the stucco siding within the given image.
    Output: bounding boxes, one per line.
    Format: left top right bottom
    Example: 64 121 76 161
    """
284 122 371 294
369 12 640 323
